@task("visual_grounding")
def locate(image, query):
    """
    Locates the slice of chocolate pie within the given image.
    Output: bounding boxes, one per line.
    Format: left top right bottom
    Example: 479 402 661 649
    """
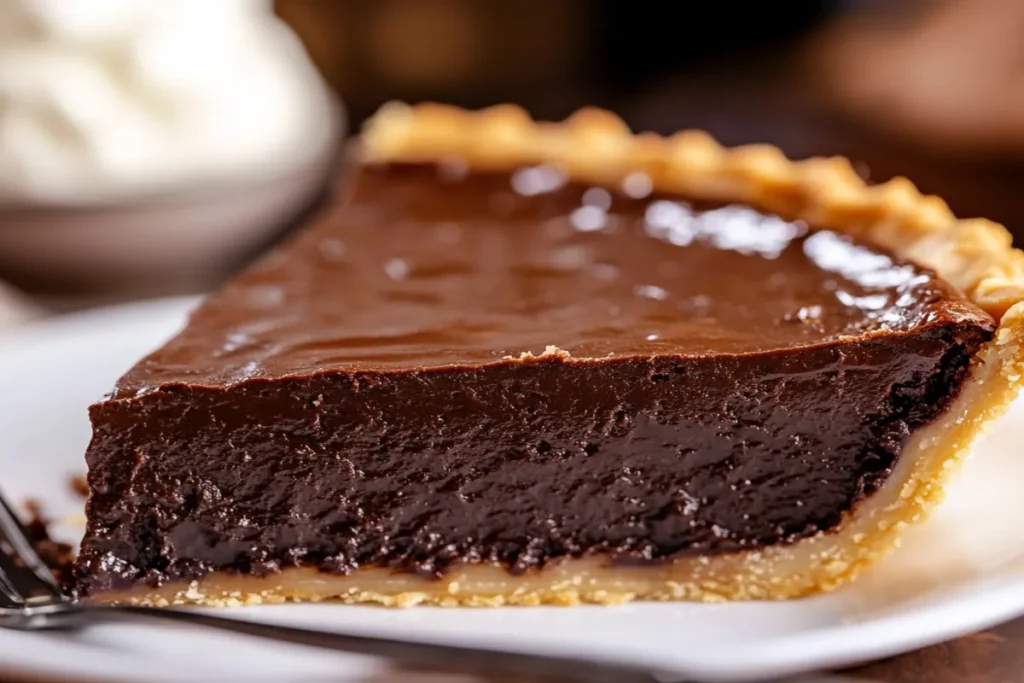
75 103 1024 606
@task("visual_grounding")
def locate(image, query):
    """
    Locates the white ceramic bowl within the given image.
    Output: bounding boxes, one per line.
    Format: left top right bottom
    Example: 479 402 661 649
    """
0 109 343 294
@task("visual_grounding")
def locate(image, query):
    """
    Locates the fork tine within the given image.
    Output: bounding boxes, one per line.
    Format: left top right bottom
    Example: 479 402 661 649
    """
0 490 65 605
0 564 24 608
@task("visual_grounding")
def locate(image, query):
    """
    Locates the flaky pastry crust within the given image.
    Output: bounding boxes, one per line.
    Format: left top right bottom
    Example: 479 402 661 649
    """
100 103 1024 607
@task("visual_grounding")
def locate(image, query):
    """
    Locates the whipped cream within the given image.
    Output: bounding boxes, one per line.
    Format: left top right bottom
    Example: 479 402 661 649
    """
0 0 337 202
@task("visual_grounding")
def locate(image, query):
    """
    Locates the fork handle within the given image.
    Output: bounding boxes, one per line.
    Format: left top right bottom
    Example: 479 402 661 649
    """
40 603 662 683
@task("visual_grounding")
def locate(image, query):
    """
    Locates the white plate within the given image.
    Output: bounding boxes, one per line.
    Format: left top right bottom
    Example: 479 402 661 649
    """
2 297 1024 683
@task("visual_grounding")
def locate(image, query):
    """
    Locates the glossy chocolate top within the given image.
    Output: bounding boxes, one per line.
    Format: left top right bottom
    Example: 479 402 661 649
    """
112 162 988 398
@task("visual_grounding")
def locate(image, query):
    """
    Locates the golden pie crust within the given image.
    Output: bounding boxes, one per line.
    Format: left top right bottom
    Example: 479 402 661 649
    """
96 103 1024 607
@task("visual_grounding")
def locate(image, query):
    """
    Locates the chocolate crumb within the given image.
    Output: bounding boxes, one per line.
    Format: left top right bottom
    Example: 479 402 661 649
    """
68 474 89 498
21 499 75 593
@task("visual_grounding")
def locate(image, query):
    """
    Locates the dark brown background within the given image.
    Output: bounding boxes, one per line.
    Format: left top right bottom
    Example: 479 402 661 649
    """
277 0 1024 243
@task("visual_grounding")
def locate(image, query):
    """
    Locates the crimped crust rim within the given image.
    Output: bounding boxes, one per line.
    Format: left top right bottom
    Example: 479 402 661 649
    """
362 101 1024 323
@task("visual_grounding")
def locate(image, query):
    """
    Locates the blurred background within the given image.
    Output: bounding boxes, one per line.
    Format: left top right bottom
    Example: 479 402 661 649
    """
2 0 1024 315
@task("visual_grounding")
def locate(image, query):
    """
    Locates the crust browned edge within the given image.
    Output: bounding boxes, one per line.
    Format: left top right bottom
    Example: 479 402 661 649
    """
96 103 1024 608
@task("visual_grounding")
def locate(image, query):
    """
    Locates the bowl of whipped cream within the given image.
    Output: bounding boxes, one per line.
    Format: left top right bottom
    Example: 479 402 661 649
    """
0 0 342 292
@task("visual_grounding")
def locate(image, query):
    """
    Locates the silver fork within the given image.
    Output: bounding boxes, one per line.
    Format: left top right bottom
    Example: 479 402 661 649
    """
0 491 664 683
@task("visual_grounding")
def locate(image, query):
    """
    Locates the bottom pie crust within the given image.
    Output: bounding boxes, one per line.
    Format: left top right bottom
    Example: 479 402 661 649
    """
89 307 1024 608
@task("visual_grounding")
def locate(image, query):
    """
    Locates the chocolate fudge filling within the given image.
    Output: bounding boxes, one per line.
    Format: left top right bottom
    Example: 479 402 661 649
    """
76 162 994 595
